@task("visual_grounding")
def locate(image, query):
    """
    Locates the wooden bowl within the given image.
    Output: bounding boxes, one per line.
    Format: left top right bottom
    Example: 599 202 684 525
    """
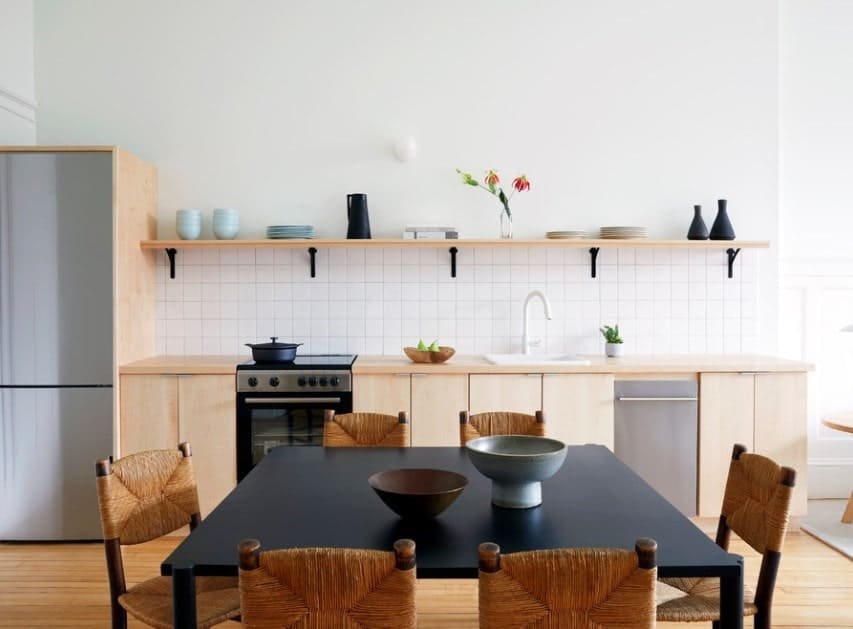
403 346 456 363
368 468 468 518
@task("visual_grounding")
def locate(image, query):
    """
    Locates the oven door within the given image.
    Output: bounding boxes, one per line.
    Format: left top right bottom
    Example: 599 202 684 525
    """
236 392 352 481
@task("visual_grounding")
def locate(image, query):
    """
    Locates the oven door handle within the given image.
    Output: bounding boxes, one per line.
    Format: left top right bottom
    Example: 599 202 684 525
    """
243 397 343 405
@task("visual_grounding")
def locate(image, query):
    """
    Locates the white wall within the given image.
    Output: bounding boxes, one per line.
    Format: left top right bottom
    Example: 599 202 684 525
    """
0 0 36 143
780 0 853 497
32 0 781 349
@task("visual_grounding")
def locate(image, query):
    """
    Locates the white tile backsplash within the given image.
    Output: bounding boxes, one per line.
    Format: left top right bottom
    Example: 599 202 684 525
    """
156 246 761 356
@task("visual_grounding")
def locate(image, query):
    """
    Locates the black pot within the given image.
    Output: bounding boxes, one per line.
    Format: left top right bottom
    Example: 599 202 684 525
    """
245 337 303 363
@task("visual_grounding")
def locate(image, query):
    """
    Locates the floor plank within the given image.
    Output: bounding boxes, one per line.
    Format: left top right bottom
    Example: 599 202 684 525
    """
0 530 850 627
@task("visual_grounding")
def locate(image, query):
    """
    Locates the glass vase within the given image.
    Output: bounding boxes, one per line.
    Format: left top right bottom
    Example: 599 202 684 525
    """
500 211 513 239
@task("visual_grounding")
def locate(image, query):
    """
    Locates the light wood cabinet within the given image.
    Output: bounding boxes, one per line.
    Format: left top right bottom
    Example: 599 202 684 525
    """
119 375 178 454
177 375 236 518
699 372 807 517
469 374 542 414
119 373 236 517
353 373 466 446
542 374 615 448
754 372 808 515
411 374 468 446
353 374 411 415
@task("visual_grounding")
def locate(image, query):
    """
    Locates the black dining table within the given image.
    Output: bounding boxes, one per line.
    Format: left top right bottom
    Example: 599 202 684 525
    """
163 445 744 628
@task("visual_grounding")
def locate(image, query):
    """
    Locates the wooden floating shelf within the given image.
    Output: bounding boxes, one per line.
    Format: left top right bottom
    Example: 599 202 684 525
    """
143 238 767 280
141 238 769 250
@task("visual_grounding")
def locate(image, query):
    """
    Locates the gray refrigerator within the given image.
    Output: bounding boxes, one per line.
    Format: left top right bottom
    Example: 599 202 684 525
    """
0 152 114 540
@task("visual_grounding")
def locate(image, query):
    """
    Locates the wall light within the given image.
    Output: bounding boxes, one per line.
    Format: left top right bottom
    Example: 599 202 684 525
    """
393 136 417 162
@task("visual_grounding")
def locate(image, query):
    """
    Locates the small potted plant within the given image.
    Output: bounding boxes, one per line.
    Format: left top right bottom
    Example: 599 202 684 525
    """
600 324 623 357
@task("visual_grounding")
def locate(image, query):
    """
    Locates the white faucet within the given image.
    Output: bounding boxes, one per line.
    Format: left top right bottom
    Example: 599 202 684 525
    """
522 290 553 354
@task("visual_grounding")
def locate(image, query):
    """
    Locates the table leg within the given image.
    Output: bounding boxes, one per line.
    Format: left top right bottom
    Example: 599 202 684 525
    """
842 489 853 524
719 556 744 629
172 564 197 629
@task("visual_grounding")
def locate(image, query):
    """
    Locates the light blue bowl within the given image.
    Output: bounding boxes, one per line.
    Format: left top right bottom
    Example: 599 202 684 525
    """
213 222 239 239
177 222 202 240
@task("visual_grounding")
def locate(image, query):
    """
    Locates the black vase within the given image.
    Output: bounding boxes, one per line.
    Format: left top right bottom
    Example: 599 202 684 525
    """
709 199 735 240
687 205 709 240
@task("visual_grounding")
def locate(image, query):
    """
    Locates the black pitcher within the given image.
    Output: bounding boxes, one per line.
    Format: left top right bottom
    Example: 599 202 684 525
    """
347 193 371 239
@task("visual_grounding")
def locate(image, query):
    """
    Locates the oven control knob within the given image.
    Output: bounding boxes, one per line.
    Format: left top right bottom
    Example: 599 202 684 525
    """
319 377 328 387
330 376 341 386
297 376 307 387
247 377 258 387
308 376 317 386
269 377 280 387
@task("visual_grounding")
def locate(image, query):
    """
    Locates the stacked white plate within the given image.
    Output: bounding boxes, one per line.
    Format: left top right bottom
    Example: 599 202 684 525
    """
545 230 590 239
599 226 648 239
267 225 315 239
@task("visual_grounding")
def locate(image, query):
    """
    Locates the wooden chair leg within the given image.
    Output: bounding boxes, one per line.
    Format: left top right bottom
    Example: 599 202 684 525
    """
754 610 770 629
842 488 853 524
111 603 127 629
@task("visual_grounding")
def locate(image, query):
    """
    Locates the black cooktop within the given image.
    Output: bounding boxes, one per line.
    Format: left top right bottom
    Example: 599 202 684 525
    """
237 354 357 371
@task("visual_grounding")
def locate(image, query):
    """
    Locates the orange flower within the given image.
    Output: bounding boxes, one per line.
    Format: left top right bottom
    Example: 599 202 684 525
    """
512 175 530 192
484 170 500 187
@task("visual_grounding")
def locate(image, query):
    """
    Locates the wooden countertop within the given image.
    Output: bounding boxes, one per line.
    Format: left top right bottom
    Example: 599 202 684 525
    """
120 354 812 375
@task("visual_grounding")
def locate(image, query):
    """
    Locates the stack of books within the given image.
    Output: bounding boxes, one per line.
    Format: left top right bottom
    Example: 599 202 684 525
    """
402 226 459 240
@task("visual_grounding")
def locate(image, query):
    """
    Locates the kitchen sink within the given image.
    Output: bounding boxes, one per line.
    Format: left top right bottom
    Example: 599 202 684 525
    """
484 354 591 366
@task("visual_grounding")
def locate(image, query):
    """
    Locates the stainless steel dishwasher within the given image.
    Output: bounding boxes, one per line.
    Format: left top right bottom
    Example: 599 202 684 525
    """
614 380 698 516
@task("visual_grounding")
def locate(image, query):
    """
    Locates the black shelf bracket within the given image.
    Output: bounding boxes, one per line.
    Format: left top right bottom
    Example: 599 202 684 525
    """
449 246 458 278
726 247 741 279
308 247 318 278
589 247 600 278
165 248 177 279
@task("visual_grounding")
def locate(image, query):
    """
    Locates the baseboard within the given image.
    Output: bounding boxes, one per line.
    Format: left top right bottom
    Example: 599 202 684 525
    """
808 460 853 499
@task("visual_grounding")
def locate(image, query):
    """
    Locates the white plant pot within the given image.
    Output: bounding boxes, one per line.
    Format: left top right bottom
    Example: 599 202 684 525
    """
605 342 623 357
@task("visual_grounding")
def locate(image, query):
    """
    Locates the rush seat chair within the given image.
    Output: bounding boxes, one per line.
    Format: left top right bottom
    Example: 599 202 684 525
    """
459 410 546 446
237 537 417 628
95 443 240 629
656 443 796 628
478 538 658 628
323 409 410 447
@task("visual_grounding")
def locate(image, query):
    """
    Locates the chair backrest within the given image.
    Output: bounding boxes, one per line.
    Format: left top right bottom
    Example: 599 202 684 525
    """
95 442 201 545
716 443 796 615
459 410 546 446
323 410 410 447
478 538 657 628
238 538 417 628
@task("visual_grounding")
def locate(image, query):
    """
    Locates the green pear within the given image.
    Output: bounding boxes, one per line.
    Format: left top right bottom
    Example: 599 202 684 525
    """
417 339 427 351
428 340 440 352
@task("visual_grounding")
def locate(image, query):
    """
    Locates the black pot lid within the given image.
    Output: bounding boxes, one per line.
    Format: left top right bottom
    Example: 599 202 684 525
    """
246 337 303 349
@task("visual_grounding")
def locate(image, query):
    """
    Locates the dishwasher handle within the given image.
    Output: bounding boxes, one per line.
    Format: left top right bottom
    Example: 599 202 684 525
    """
616 396 698 402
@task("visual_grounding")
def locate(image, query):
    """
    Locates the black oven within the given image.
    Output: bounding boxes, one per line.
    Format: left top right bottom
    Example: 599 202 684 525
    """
236 355 355 481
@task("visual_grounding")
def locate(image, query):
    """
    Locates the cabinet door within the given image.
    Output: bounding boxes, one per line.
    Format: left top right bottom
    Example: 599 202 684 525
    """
469 374 542 414
178 375 236 518
411 374 469 446
698 373 755 516
119 374 178 456
754 373 808 516
353 374 411 415
542 374 614 448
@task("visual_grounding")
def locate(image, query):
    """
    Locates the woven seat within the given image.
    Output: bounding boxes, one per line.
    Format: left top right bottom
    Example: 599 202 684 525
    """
238 537 417 628
459 410 546 446
478 538 658 628
95 443 240 629
323 409 410 447
656 443 796 628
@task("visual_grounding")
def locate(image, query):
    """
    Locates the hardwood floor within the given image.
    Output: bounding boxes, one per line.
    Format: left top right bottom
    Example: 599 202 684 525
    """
0 531 850 627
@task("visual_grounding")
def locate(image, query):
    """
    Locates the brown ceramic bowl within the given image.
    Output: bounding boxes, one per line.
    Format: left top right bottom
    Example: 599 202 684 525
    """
368 468 468 518
403 346 456 364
